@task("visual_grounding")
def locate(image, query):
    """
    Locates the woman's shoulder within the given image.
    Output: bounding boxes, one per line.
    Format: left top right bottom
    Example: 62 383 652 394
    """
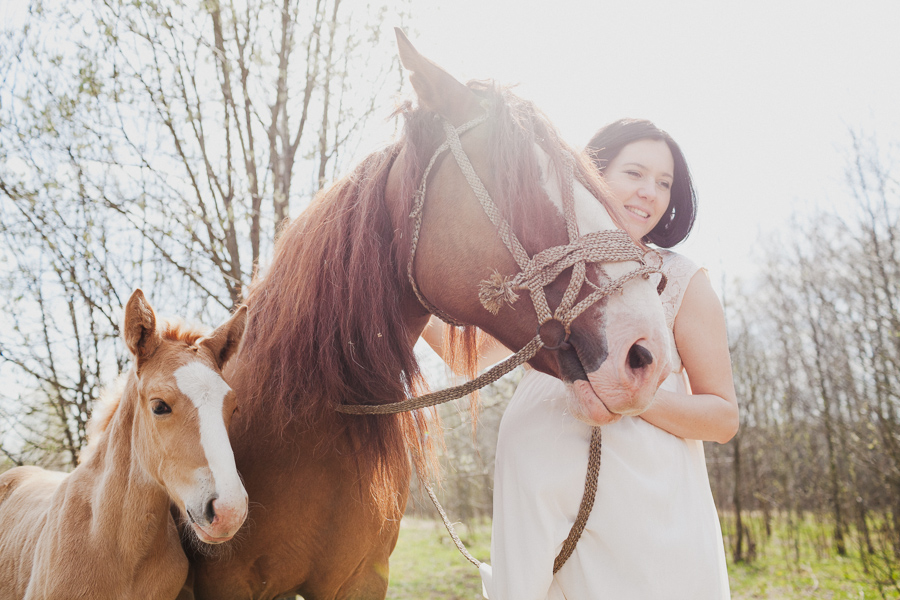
658 248 701 278
656 249 703 329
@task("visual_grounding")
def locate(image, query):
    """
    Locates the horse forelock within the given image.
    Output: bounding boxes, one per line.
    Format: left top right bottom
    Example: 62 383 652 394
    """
160 318 210 346
469 81 624 245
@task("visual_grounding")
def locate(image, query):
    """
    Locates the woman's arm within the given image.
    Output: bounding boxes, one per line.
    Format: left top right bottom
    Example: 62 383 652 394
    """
420 315 513 373
638 270 739 444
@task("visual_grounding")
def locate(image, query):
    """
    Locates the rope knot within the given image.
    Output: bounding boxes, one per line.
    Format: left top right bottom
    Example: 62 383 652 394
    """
478 270 520 315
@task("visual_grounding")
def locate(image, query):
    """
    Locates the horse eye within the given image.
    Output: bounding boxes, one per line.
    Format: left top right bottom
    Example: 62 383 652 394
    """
151 399 172 416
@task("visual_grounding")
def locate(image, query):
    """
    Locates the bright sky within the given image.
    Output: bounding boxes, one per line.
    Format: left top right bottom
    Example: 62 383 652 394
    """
406 0 900 290
4 0 897 289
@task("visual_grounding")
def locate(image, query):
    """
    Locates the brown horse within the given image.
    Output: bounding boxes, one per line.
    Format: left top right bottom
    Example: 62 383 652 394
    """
186 31 671 599
0 290 248 600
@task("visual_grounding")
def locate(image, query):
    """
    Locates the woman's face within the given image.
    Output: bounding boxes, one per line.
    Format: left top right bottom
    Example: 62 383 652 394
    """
603 139 674 240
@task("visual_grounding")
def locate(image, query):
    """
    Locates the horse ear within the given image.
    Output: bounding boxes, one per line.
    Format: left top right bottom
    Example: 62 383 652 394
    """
395 28 481 126
200 305 248 370
123 289 161 361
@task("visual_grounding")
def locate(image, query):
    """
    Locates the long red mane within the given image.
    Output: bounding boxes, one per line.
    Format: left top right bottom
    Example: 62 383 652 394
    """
237 81 619 512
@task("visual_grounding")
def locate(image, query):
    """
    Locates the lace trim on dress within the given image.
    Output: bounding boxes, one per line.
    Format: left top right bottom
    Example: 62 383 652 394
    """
657 250 702 376
659 250 702 331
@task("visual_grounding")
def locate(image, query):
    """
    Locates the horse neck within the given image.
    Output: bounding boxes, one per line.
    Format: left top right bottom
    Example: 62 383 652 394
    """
76 373 174 557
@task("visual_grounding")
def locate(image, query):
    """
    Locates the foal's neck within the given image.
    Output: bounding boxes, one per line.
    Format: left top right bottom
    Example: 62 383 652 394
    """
78 375 175 556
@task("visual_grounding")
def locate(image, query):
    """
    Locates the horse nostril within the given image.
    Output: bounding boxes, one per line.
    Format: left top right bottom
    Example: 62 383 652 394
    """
204 498 217 524
627 343 653 370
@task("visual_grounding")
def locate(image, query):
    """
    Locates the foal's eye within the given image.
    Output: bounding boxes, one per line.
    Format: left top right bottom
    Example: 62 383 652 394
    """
151 399 172 416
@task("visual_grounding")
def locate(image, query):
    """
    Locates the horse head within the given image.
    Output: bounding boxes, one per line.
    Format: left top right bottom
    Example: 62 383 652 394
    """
390 30 671 423
122 290 249 543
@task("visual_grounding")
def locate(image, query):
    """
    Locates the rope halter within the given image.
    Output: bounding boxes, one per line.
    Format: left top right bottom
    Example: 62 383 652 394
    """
336 109 665 416
408 111 666 348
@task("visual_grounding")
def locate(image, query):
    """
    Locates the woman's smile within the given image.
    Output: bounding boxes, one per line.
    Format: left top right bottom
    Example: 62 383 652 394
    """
624 205 651 219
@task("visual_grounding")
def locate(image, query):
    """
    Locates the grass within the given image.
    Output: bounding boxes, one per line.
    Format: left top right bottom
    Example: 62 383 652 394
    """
385 514 900 600
723 512 900 600
386 517 490 600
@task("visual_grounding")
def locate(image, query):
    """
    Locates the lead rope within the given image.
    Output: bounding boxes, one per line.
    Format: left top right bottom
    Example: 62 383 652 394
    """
425 484 483 567
554 427 602 573
336 110 665 579
422 428 603 576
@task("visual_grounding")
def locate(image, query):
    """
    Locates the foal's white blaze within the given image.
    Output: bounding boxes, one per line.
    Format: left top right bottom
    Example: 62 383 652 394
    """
174 361 247 535
536 149 671 420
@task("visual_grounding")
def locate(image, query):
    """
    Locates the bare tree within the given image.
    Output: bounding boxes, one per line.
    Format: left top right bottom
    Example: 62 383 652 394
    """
708 132 900 588
0 0 408 467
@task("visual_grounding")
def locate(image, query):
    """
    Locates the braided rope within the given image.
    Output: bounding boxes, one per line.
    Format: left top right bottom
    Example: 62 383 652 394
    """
335 336 542 414
406 114 490 327
406 113 664 334
553 426 602 573
556 154 586 326
425 484 482 567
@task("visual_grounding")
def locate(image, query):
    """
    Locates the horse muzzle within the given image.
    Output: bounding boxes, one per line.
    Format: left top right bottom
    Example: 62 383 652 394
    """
563 315 671 425
188 495 248 544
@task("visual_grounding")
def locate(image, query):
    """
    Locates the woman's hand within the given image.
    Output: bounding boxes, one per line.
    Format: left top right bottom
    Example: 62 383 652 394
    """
638 270 739 443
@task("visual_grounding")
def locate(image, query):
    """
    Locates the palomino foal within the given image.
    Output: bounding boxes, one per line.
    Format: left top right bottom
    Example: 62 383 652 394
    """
0 290 248 600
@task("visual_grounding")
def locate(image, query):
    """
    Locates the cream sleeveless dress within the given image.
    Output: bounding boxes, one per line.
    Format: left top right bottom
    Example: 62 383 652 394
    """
486 250 730 600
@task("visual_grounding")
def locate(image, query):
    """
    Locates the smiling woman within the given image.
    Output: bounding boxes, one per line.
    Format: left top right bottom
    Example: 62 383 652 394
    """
586 119 696 248
488 118 737 599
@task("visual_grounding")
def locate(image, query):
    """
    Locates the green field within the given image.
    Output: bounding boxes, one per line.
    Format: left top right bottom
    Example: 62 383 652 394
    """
386 516 900 600
387 518 490 600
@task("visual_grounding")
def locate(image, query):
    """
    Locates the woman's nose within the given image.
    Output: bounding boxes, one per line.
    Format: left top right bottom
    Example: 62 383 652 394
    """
637 181 657 201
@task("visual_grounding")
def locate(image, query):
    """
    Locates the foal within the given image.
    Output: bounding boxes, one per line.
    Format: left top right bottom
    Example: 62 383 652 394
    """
0 290 248 600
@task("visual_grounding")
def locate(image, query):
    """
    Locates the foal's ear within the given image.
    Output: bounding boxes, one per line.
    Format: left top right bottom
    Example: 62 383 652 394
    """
123 289 162 361
395 28 481 126
200 305 248 370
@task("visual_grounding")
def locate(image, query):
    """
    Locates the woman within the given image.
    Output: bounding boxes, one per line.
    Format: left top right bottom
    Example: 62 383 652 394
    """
487 119 738 599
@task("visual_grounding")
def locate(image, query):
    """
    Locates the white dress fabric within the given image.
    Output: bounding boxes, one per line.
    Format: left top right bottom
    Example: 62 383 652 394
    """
487 250 730 600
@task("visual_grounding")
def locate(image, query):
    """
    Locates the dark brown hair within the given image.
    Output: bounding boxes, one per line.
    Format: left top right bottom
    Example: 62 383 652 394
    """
586 119 697 247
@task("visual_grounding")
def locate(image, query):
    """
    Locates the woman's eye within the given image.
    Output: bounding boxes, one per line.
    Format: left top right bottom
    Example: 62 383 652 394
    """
659 181 671 190
151 399 172 415
625 170 641 178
